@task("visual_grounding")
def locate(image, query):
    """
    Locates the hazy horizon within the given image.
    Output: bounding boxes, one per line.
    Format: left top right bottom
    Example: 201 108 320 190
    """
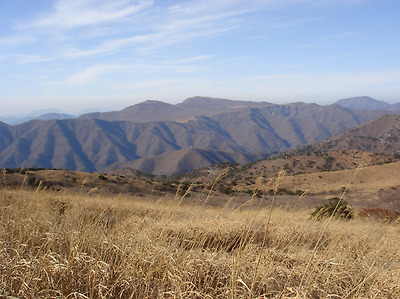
1 0 399 115
1 95 399 119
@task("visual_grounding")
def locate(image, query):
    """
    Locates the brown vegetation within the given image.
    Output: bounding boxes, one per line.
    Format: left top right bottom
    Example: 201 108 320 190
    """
357 208 400 223
1 175 399 298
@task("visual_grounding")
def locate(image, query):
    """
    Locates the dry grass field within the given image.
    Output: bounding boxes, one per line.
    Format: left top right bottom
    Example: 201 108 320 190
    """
278 161 400 195
1 174 399 298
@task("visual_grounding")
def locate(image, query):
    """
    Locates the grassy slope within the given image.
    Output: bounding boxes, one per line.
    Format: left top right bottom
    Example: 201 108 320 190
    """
1 182 399 298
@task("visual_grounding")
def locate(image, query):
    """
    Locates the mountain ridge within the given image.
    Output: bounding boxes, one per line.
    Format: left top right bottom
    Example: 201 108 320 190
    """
1 96 399 174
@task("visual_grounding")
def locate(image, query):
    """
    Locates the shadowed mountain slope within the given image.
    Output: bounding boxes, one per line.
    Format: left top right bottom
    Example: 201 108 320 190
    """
208 103 382 152
290 114 400 155
1 97 399 174
0 117 243 172
105 147 262 175
0 122 12 152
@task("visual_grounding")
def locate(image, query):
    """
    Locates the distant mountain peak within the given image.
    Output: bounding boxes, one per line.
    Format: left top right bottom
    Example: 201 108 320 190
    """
123 100 177 111
178 96 271 112
336 96 391 110
143 99 168 104
36 113 74 121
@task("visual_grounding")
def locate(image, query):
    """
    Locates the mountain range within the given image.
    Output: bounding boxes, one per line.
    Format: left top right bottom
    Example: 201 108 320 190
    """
0 96 399 174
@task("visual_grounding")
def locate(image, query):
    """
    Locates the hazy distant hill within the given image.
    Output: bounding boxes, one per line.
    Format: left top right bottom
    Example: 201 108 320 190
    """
36 113 75 121
0 109 75 125
177 96 271 112
391 103 400 110
335 96 396 110
1 96 399 174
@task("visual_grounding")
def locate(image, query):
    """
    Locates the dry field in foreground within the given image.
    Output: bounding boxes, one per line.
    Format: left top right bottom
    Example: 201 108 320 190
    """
0 183 399 298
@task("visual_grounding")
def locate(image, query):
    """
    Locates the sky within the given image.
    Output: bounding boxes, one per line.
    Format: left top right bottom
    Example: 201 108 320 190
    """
0 0 399 115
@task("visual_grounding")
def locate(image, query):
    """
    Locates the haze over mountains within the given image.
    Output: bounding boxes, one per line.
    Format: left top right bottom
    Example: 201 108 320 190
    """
336 96 400 111
0 109 75 125
0 96 399 175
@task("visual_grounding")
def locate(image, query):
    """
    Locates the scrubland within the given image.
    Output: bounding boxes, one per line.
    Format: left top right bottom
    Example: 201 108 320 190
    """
0 179 399 298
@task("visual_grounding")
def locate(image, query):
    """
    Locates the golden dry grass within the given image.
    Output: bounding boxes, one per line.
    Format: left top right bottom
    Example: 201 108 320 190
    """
0 181 399 298
278 161 400 195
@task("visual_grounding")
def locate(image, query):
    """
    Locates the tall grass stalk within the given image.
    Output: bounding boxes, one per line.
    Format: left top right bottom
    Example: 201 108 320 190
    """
0 168 399 298
299 165 361 289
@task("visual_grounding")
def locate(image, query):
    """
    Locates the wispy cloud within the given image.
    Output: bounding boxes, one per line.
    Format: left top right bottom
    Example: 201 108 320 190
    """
2 0 398 115
15 54 55 64
0 35 36 46
7 0 253 63
164 56 211 64
321 31 355 40
225 73 307 83
29 0 153 29
6 0 330 65
114 79 185 91
61 55 206 86
298 31 357 49
64 65 122 85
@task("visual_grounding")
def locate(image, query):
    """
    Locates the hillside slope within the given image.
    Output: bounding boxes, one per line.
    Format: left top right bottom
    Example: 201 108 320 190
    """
295 114 400 155
105 147 262 175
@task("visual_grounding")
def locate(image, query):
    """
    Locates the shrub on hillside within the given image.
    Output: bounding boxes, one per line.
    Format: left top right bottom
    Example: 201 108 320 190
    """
98 174 107 181
310 197 354 220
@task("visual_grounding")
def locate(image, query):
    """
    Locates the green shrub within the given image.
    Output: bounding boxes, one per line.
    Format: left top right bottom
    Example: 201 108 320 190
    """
294 189 305 196
177 182 191 197
98 174 107 181
218 185 234 195
310 197 353 220
27 176 37 187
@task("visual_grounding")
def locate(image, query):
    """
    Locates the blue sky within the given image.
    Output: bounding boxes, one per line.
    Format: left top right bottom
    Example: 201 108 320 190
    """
1 0 399 115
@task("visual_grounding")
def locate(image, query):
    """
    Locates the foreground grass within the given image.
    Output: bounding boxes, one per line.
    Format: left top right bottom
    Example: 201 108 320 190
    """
0 186 399 298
